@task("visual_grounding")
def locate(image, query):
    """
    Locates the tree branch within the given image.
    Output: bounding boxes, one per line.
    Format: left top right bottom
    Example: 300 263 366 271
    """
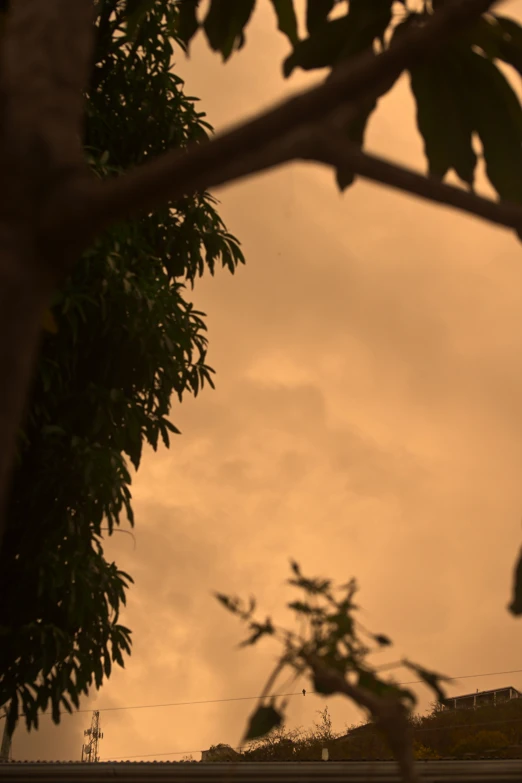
304 653 419 783
305 131 522 235
0 236 55 554
59 0 498 242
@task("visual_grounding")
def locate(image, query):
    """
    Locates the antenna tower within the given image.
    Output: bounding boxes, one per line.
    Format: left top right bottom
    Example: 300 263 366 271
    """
81 711 103 762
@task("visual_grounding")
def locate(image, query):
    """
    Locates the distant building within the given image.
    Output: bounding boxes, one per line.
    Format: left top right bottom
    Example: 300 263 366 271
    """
201 744 240 762
441 686 521 711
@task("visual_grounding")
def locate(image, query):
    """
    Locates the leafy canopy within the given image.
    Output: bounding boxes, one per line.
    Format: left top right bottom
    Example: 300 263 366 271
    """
0 0 243 736
170 0 522 205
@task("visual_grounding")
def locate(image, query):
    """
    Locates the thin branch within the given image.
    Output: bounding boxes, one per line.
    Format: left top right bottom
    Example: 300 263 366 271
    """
305 132 522 235
100 527 136 550
304 653 419 783
51 0 498 242
259 660 288 703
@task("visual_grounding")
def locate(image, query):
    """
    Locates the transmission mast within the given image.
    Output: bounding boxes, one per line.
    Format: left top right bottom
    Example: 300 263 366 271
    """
81 711 103 762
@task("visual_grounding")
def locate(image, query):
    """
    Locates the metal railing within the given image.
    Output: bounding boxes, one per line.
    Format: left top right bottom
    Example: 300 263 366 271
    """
1 760 522 782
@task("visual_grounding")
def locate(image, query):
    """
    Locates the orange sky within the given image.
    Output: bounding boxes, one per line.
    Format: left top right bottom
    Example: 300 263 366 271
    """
14 0 522 763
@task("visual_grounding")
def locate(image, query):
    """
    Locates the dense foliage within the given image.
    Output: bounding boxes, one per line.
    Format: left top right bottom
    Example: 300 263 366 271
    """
207 701 522 761
0 0 243 735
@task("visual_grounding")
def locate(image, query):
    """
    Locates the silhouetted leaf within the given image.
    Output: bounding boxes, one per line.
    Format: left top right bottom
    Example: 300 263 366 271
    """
347 0 393 48
358 670 406 700
493 14 522 75
112 644 124 667
288 600 318 615
467 15 511 60
125 0 155 39
306 0 335 34
288 0 393 186
93 658 103 689
358 671 417 707
373 634 392 646
313 667 339 695
290 559 301 576
335 94 378 191
243 705 283 741
462 50 522 203
283 15 352 76
215 592 241 614
239 618 275 647
203 0 256 61
176 0 200 49
161 418 181 434
339 578 358 597
158 417 181 448
6 694 18 737
508 546 522 615
20 688 37 731
124 0 142 15
51 690 60 725
269 0 299 46
326 611 354 638
408 49 477 186
288 575 332 596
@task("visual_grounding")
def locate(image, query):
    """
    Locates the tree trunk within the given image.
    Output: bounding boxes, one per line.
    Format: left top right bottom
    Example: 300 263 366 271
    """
0 0 96 551
0 227 55 550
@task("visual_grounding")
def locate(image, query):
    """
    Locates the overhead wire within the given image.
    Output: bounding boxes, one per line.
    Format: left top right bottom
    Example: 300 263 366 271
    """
41 666 522 718
94 667 522 761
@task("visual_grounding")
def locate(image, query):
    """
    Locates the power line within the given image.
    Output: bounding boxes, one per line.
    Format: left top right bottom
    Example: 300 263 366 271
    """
97 670 522 761
403 668 522 685
105 749 205 759
42 691 306 717
40 666 522 718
